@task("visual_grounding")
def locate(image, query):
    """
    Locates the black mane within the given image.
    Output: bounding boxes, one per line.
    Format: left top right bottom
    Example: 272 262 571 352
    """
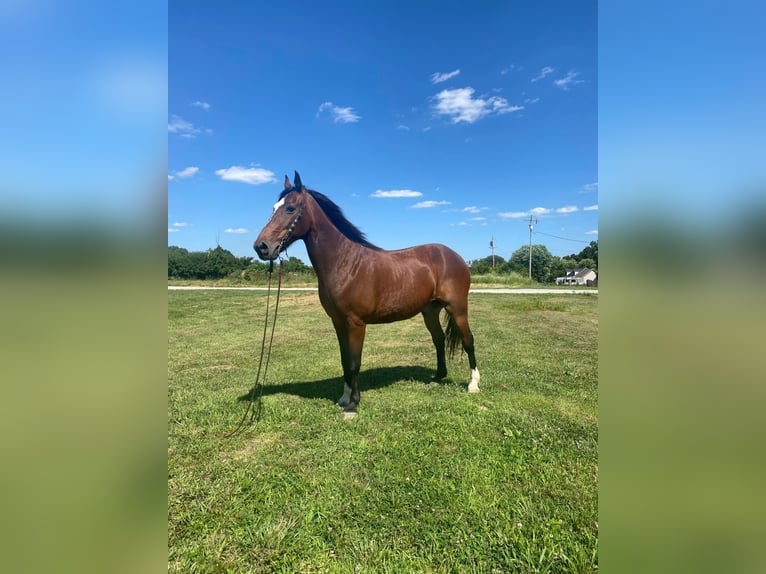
279 188 381 250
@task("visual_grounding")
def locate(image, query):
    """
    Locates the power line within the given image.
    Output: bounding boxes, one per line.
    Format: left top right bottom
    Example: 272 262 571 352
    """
534 230 592 244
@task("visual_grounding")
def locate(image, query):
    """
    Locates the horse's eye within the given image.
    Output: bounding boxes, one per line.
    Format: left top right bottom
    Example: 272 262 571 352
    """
286 205 296 213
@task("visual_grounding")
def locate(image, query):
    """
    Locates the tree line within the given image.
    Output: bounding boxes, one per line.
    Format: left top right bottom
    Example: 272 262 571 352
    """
168 240 597 283
467 240 598 283
168 245 314 280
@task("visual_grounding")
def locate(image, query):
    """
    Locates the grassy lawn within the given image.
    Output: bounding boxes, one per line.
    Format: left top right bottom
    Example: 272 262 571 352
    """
168 290 598 573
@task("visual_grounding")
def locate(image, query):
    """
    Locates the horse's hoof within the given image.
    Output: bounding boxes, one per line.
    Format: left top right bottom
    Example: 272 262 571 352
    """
468 368 481 393
428 381 440 386
341 411 358 420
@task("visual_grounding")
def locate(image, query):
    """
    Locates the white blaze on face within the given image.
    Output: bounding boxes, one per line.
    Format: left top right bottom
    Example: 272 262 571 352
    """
272 197 286 213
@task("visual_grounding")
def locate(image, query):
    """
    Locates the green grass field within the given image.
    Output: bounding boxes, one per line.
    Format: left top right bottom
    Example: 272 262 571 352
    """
168 290 598 573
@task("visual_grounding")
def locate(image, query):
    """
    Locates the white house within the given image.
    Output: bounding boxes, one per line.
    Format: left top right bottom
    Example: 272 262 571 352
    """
555 268 597 286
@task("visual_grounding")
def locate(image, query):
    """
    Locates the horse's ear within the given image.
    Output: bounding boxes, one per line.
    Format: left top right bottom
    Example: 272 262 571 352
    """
284 175 292 190
294 171 304 192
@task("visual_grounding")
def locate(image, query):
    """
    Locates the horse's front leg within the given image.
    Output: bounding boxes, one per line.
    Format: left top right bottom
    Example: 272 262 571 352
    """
333 319 366 418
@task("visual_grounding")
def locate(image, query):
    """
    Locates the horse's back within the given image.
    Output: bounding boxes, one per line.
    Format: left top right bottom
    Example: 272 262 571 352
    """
392 242 467 268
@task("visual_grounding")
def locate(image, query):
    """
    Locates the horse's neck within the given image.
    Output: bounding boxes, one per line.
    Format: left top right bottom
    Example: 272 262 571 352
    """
303 199 366 280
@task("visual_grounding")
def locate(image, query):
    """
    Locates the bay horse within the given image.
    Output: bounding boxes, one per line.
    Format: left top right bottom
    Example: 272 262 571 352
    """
254 171 479 417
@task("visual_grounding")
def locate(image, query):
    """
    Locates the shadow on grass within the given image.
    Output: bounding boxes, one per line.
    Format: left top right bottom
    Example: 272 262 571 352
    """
237 365 437 404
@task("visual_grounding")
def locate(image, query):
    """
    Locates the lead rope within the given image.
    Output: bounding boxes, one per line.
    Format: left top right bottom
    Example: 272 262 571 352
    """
224 259 283 438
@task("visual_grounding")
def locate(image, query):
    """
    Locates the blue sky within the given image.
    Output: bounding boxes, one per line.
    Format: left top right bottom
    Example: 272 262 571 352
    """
599 1 766 227
0 1 166 224
169 1 597 264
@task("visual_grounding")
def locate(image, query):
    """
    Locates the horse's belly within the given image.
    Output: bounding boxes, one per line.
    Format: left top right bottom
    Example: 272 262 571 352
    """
365 307 422 324
363 293 431 324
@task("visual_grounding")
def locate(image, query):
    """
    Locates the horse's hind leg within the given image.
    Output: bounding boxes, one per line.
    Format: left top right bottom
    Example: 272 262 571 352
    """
422 301 447 382
444 302 480 393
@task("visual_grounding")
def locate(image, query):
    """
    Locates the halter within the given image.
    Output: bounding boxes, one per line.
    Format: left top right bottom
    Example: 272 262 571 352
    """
276 188 306 256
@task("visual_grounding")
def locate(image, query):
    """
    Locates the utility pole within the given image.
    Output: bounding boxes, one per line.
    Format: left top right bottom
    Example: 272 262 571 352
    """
490 236 495 269
527 216 538 280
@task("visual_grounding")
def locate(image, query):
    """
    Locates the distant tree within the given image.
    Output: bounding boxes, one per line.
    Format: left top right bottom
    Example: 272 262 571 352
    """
169 245 245 279
580 240 598 267
549 256 566 282
281 256 314 274
201 245 240 278
578 258 596 270
468 259 487 274
566 240 598 269
168 246 316 280
242 259 272 281
246 260 272 273
168 246 191 278
469 255 506 274
509 244 554 283
501 257 525 275
237 255 253 268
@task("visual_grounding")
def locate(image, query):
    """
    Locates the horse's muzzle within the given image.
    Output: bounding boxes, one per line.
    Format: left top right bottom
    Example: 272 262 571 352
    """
254 239 279 261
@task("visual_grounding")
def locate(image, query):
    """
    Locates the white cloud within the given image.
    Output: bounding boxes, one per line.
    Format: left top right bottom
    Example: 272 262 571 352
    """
371 189 422 198
192 100 210 110
580 182 598 193
168 228 179 233
531 66 554 82
168 115 200 138
224 228 250 234
215 166 276 185
411 200 451 209
554 70 584 90
176 166 199 178
498 211 529 219
433 87 523 124
172 222 192 227
584 204 598 211
469 217 486 221
431 69 461 84
396 124 410 131
586 229 599 235
500 64 522 75
317 101 361 123
499 205 585 219
169 166 199 180
461 206 487 213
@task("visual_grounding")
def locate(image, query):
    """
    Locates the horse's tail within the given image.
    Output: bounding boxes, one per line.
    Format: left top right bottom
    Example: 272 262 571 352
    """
443 312 463 360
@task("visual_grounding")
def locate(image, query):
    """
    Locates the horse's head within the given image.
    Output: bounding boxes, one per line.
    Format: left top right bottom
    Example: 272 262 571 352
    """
254 171 310 260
